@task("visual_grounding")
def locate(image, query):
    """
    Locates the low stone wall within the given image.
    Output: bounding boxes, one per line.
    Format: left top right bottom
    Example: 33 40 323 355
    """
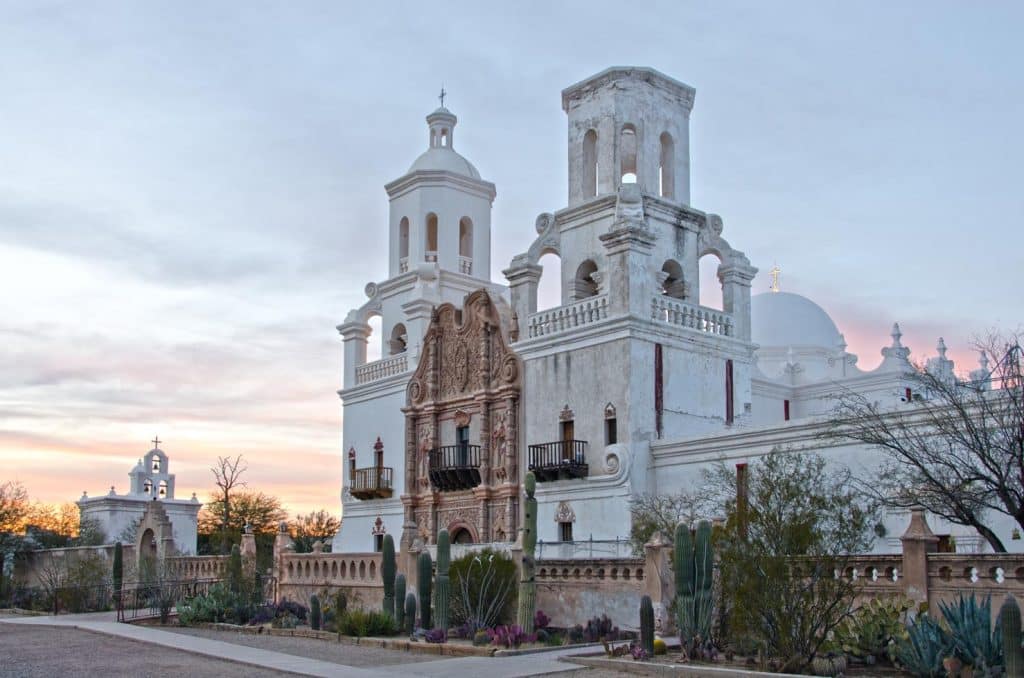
535 557 646 630
13 543 136 588
276 551 384 609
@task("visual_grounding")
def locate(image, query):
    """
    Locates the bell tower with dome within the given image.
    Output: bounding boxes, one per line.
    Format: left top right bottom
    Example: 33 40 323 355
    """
335 103 503 553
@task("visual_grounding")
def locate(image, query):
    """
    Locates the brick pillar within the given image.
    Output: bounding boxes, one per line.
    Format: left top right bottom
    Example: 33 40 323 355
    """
272 522 294 603
900 507 938 606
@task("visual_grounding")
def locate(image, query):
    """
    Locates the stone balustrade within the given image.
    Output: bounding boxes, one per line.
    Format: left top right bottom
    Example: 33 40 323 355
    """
278 552 383 587
166 555 229 580
527 295 609 339
354 353 408 385
651 296 733 337
458 256 472 275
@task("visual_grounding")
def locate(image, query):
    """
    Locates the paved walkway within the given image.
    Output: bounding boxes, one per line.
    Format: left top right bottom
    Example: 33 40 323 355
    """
0 613 598 677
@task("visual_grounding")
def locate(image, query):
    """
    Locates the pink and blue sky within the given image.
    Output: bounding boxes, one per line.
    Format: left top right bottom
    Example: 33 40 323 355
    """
1 2 1021 518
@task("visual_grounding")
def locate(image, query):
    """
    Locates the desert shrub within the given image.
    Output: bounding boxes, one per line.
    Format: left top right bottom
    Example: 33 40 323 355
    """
338 608 398 637
449 548 517 631
833 596 912 664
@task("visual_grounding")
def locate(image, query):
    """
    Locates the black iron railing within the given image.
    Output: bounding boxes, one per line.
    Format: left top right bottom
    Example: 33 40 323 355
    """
428 445 482 491
351 467 393 499
528 440 589 482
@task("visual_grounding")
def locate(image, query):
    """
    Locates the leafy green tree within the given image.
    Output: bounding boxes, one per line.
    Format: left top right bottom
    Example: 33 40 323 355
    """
0 481 30 597
289 509 340 553
712 450 876 673
628 489 709 554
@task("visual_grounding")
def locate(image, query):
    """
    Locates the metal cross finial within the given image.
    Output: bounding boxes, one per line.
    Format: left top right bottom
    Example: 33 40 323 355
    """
438 86 446 108
152 435 161 449
769 263 781 293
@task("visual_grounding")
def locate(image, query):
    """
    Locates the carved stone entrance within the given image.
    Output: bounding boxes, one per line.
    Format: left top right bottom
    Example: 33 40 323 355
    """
401 289 522 550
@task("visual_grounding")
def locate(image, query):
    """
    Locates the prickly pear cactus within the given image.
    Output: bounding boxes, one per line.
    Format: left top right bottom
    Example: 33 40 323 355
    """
517 471 538 633
382 534 396 619
418 550 433 629
435 529 450 633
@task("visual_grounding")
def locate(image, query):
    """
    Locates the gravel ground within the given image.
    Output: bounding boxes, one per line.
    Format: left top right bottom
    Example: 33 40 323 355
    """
0 624 290 678
162 626 446 667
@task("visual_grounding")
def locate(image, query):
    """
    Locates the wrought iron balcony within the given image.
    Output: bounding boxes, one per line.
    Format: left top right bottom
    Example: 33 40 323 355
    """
350 467 393 500
528 440 589 482
428 445 481 491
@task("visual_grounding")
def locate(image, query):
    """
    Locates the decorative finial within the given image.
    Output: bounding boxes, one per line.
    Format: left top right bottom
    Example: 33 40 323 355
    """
151 435 161 449
438 85 446 108
978 351 989 371
769 263 781 293
891 323 903 347
936 337 947 359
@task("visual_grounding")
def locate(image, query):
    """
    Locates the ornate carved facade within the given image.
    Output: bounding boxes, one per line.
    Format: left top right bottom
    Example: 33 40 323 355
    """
400 289 522 549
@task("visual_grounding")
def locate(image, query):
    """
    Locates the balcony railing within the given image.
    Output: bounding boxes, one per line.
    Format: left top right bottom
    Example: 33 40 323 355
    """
350 467 393 500
651 296 733 337
458 255 472 275
428 445 481 491
528 440 589 482
526 295 609 339
354 353 408 385
399 257 409 273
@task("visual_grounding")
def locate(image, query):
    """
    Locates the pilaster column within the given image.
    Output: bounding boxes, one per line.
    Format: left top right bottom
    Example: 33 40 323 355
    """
401 298 436 366
503 264 542 340
718 262 756 342
599 221 656 317
338 321 371 389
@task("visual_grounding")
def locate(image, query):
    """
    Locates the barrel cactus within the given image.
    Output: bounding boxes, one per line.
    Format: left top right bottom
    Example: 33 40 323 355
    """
418 550 433 629
1001 595 1023 678
382 534 396 619
517 471 538 633
405 592 417 636
674 519 714 651
640 595 655 656
395 574 407 629
435 529 450 633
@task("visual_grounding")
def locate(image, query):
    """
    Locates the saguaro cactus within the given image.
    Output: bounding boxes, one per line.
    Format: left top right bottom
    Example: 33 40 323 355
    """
640 595 655 656
228 544 243 594
517 471 538 633
435 529 451 632
405 592 417 636
310 594 322 631
418 550 433 629
112 542 123 592
1001 595 1023 678
382 534 396 619
674 519 714 649
395 574 407 629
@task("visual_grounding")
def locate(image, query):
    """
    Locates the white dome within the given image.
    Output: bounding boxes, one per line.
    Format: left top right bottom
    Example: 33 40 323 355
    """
751 291 843 349
408 147 481 179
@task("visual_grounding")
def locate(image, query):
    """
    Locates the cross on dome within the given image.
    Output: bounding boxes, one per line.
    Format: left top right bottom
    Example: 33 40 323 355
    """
438 86 446 108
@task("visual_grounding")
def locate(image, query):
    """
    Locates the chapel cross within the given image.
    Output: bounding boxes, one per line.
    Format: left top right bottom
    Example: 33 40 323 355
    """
152 435 161 449
438 86 447 108
769 264 781 293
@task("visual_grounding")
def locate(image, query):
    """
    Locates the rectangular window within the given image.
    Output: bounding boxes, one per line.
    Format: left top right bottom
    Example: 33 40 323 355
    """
725 359 734 425
783 399 790 421
374 534 384 552
605 417 617 445
559 522 573 542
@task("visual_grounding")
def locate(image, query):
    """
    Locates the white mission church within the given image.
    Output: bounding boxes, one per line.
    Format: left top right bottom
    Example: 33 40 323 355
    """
334 66 1010 557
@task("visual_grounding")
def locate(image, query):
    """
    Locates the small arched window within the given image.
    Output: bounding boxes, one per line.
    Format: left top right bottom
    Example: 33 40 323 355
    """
573 260 599 299
620 125 637 185
659 132 675 199
459 217 473 261
158 480 168 498
399 217 409 263
152 457 160 472
441 128 449 147
425 213 438 261
389 323 408 355
143 479 153 495
583 130 598 199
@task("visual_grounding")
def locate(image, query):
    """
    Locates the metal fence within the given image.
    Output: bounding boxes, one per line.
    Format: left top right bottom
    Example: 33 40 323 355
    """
536 537 635 560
